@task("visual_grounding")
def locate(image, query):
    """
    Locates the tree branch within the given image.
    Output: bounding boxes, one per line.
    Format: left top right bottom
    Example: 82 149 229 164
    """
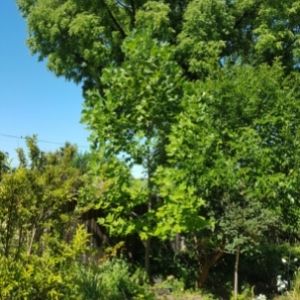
116 0 136 29
102 0 126 38
129 0 136 28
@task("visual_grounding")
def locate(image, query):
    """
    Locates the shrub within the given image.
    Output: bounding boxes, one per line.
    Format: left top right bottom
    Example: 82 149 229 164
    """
74 259 154 300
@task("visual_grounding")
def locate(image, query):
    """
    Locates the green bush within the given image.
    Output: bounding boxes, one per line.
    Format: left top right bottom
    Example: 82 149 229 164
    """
230 286 254 300
0 255 153 300
0 254 81 300
74 259 154 300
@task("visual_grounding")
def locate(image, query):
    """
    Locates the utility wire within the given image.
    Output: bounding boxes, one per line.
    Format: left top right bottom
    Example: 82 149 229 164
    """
0 132 89 150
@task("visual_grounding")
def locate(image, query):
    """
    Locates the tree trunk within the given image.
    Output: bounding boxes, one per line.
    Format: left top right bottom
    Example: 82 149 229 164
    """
197 261 211 288
27 226 36 255
145 136 152 277
197 249 224 288
233 246 240 300
145 238 150 276
144 192 151 275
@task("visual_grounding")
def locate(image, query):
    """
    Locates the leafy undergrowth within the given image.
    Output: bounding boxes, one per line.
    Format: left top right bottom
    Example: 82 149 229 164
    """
155 295 208 300
152 272 300 300
151 276 214 300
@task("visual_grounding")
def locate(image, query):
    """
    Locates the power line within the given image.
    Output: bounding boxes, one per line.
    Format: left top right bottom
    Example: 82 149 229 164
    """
0 132 89 150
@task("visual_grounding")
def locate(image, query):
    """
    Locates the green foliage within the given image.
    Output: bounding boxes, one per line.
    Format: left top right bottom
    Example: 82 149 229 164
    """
136 2 173 40
0 151 9 177
154 168 208 240
0 139 91 299
163 63 300 243
0 168 35 257
178 0 234 76
0 225 89 300
153 275 185 294
155 63 300 288
78 150 142 237
75 259 154 300
230 286 254 300
18 0 300 85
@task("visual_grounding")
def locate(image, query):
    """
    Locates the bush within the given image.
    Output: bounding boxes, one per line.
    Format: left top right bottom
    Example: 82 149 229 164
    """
229 286 254 300
0 253 81 300
74 259 154 300
0 255 153 300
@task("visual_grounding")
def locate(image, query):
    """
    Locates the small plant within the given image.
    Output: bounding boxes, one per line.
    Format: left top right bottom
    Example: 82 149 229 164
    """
152 275 185 296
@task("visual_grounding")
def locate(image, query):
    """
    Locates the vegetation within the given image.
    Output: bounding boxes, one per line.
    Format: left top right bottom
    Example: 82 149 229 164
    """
0 0 299 298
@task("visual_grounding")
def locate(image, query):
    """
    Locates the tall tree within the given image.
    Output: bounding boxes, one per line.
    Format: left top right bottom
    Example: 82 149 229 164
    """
156 64 300 286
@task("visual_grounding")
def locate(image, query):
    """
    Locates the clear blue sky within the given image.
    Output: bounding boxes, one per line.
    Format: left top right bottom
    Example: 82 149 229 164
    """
0 1 89 163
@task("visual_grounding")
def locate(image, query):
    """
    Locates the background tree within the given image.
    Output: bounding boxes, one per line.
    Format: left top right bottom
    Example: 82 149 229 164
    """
0 136 85 257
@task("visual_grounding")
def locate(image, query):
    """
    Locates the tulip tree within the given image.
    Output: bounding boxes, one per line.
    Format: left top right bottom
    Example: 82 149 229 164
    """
80 4 186 273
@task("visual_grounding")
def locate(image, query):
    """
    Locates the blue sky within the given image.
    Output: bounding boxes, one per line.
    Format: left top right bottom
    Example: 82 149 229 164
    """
0 1 89 163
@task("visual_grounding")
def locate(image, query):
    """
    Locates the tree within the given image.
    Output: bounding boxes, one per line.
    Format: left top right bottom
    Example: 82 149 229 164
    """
0 137 85 256
156 63 300 287
18 0 300 83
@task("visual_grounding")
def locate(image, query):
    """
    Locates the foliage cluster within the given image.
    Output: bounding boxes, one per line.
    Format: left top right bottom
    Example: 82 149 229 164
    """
0 141 152 299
